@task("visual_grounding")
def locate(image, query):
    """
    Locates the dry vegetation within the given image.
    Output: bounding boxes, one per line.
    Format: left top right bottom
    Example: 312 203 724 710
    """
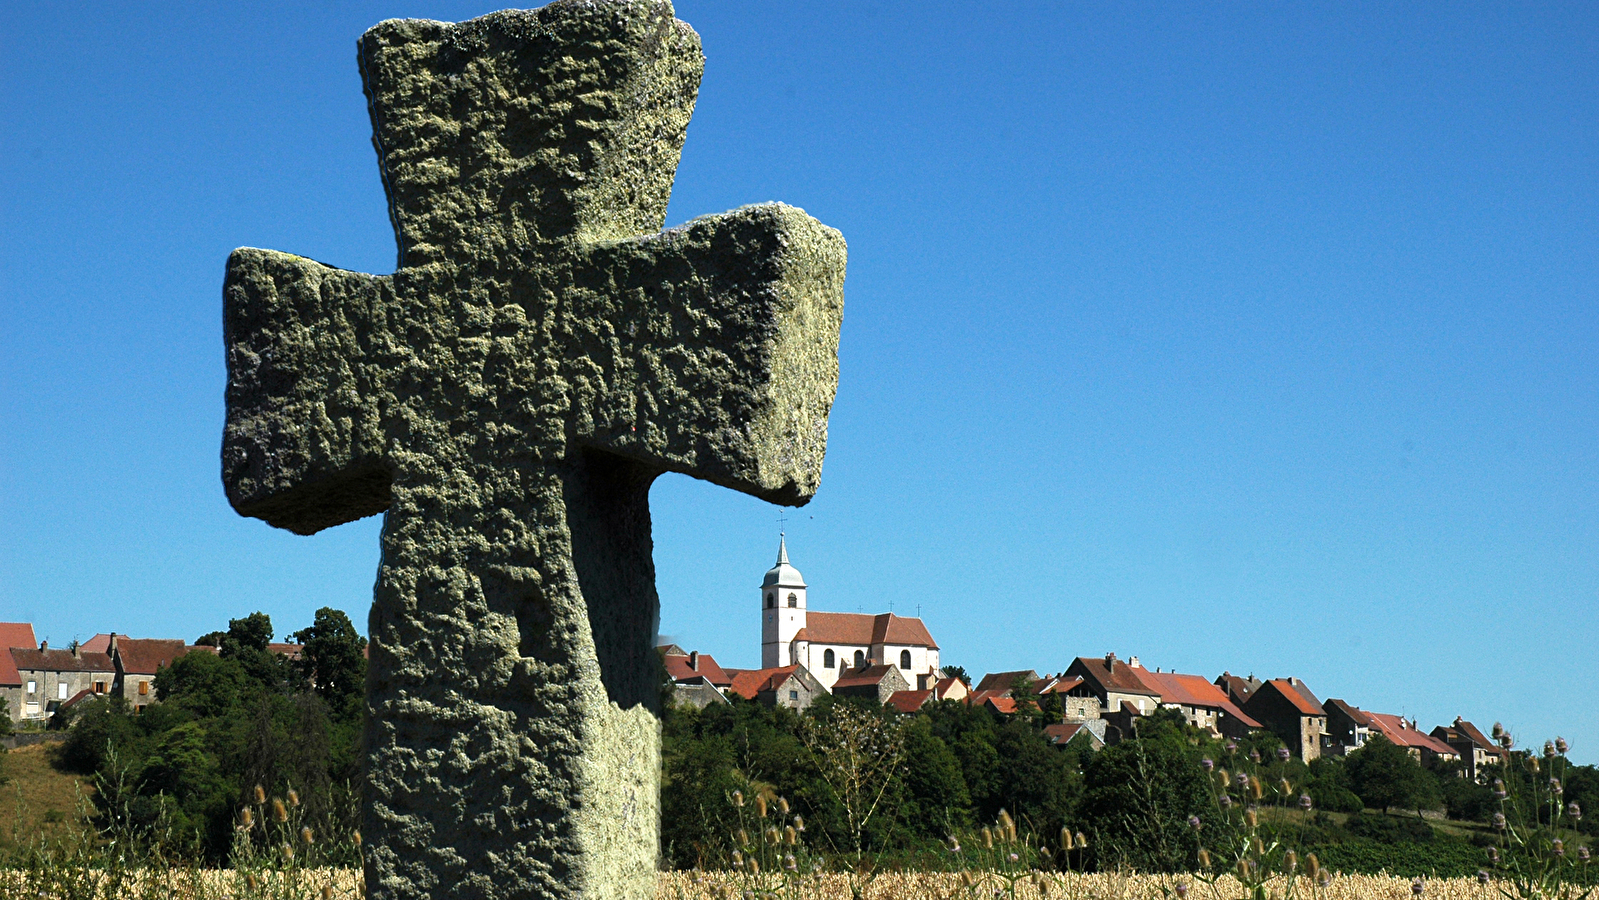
0 742 95 850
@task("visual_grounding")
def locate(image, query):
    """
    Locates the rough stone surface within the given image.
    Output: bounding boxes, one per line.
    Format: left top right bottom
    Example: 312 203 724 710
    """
219 3 845 897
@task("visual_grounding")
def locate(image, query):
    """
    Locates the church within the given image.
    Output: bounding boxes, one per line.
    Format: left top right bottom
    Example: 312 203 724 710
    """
760 536 942 691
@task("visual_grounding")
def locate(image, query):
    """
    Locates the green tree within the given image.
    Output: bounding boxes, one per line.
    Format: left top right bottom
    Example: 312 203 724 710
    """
155 649 250 718
898 717 973 837
1078 720 1216 872
292 607 368 719
941 665 970 687
1345 736 1440 816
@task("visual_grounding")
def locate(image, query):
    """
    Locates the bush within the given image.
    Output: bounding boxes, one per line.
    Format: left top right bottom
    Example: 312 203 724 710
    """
1343 811 1436 844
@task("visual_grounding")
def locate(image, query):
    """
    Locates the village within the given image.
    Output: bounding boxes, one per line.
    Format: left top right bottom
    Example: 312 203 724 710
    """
658 537 1509 777
2 537 1510 783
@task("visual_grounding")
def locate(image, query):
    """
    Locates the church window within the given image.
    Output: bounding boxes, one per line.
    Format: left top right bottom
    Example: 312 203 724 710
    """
766 594 774 609
823 649 835 668
853 650 865 668
787 593 797 608
899 650 912 670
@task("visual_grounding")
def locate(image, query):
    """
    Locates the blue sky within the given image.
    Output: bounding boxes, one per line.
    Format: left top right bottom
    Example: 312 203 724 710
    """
2 2 1594 761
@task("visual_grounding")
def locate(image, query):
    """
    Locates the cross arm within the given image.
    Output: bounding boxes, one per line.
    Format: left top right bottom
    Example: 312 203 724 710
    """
222 249 396 535
568 202 846 506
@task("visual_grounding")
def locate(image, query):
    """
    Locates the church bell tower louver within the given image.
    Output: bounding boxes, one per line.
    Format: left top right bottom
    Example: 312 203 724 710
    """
760 534 807 667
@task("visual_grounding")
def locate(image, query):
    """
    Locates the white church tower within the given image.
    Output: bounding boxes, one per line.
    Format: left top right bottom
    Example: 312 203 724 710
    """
760 535 807 668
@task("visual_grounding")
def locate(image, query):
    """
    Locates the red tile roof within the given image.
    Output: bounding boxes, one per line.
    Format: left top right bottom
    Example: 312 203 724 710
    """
1265 679 1324 716
1044 723 1096 745
983 696 1018 715
1068 656 1161 697
1143 671 1263 728
887 689 932 714
0 623 38 686
975 670 1040 694
10 648 114 674
968 688 1009 706
115 638 192 675
1036 676 1084 695
832 664 900 689
800 612 938 649
663 651 732 687
1364 711 1458 757
1451 718 1496 751
727 666 799 700
80 634 112 654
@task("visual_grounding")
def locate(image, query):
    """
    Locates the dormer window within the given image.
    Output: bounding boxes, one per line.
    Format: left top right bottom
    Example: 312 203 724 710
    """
787 593 797 608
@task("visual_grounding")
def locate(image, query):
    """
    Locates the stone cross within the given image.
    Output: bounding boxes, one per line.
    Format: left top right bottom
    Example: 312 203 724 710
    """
219 3 845 898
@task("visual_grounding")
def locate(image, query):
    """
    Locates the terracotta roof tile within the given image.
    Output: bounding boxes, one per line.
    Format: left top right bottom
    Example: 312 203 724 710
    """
115 638 192 675
984 696 1018 714
727 666 798 700
800 612 938 649
10 648 114 674
0 623 38 686
80 634 112 654
1364 711 1458 757
1143 671 1263 728
1265 679 1324 716
1044 723 1089 744
887 689 932 714
832 664 899 689
975 670 1039 693
663 652 732 688
1068 656 1160 697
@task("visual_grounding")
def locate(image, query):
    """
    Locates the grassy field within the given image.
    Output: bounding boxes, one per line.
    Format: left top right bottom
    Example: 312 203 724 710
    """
0 742 94 851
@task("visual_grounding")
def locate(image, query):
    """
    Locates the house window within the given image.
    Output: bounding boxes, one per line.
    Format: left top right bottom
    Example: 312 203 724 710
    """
58 682 69 700
823 649 835 668
26 680 36 694
25 701 40 717
899 650 912 669
789 690 798 701
788 593 797 608
138 680 149 696
853 650 865 668
94 682 106 693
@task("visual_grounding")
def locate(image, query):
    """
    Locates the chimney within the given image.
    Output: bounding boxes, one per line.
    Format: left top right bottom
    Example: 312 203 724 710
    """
1105 652 1116 673
40 639 48 652
688 651 699 672
108 633 118 654
1129 656 1141 669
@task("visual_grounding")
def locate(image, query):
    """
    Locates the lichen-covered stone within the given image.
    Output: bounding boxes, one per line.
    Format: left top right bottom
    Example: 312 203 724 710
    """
219 3 845 897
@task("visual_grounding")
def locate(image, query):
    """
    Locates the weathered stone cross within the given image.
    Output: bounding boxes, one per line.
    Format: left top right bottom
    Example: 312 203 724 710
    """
220 3 844 897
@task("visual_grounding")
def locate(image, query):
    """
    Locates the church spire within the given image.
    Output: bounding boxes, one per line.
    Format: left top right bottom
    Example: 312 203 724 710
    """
776 532 789 566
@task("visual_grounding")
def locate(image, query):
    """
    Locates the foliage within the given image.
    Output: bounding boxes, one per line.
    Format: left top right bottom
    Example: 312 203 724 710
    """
1345 736 1440 815
52 609 363 863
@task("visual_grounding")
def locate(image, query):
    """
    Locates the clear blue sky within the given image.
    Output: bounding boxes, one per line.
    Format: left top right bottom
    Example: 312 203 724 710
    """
2 2 1594 761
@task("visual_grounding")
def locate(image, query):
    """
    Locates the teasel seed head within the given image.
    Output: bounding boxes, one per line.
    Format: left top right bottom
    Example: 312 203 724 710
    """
352 830 361 848
253 784 266 805
1061 825 1073 851
738 829 750 847
1477 870 1490 885
1253 836 1265 857
1566 802 1581 821
281 843 294 862
984 826 994 849
1237 859 1250 880
287 788 299 807
1412 879 1424 896
998 808 1016 841
1246 808 1258 829
1300 794 1313 811
1277 747 1291 762
1556 737 1569 755
732 790 744 808
778 796 790 816
1550 778 1563 796
1219 794 1233 809
1493 812 1506 831
1492 722 1504 739
785 825 797 845
1487 847 1500 864
1545 741 1557 759
1187 815 1202 832
1553 839 1565 857
1576 846 1589 862
1009 852 1020 863
1317 869 1333 888
731 850 743 868
1250 776 1264 801
784 854 797 872
1306 853 1319 876
1279 778 1292 797
300 826 314 845
1202 758 1214 772
1198 848 1211 869
240 807 254 829
272 799 288 823
1284 850 1297 873
756 795 767 818
246 873 259 892
1076 832 1089 849
1218 768 1230 787
1250 749 1261 763
794 814 805 832
961 871 976 887
322 886 333 900
1175 882 1189 899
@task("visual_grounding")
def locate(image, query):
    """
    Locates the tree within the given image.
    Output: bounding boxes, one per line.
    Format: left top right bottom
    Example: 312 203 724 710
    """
941 665 970 687
1078 722 1216 872
222 612 273 655
802 699 906 856
1345 736 1440 816
292 607 367 719
156 649 250 718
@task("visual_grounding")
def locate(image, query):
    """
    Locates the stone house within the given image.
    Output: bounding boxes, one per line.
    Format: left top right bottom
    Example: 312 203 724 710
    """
726 664 829 711
1044 721 1106 751
1063 654 1162 717
1361 710 1458 765
0 622 39 723
1323 698 1374 755
831 663 910 705
1241 678 1326 761
1215 672 1264 707
108 635 196 710
930 676 968 703
1431 718 1503 781
1141 670 1262 738
9 642 115 724
660 646 735 708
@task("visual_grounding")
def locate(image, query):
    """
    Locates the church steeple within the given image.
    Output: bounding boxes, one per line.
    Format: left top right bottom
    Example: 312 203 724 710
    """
761 533 807 667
